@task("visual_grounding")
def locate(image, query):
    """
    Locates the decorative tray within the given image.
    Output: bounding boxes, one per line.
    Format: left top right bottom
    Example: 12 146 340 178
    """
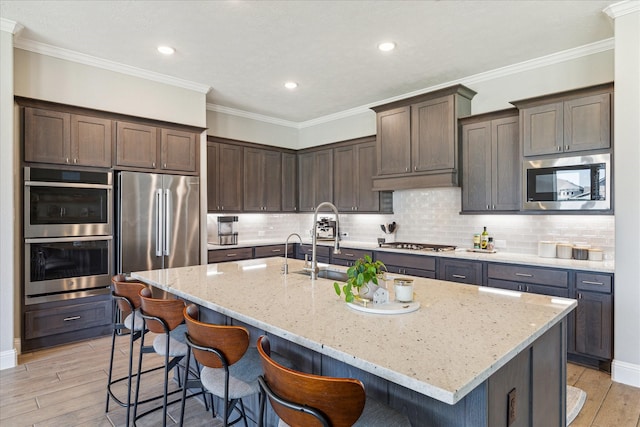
346 300 420 315
466 248 497 253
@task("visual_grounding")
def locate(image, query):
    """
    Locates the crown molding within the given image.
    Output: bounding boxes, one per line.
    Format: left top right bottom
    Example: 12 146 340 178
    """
12 37 211 94
0 18 24 35
604 0 640 19
206 103 301 128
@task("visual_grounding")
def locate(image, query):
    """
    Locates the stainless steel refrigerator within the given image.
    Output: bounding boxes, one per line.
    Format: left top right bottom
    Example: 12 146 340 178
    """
116 171 200 274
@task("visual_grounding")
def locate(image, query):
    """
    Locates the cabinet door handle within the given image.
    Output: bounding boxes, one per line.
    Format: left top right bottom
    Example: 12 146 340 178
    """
515 273 533 277
565 145 570 151
63 316 81 321
152 162 156 168
581 280 604 286
577 292 583 299
452 274 467 279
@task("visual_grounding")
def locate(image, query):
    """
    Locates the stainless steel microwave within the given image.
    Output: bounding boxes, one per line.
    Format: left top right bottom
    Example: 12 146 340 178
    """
523 153 611 211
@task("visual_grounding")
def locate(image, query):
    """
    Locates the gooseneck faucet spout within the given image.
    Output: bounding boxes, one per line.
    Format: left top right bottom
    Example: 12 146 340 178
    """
282 233 303 275
306 202 341 280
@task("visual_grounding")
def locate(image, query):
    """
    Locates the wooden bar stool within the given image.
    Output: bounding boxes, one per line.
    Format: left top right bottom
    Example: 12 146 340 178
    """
256 335 412 427
180 304 265 427
133 288 205 427
106 275 160 426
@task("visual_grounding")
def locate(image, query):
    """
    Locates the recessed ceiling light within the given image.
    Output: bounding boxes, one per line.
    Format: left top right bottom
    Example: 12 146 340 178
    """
378 42 396 52
157 45 175 55
284 81 298 89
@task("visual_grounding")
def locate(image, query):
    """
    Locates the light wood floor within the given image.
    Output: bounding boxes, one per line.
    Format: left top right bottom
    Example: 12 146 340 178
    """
1 335 639 427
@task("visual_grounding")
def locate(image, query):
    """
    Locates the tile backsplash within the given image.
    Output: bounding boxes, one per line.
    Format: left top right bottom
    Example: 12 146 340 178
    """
207 188 615 259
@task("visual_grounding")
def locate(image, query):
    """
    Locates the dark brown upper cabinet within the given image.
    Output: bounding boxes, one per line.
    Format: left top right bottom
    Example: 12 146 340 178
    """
298 148 333 212
371 85 476 191
333 137 391 213
207 140 243 212
244 147 282 212
116 121 197 173
460 110 520 212
24 107 112 168
281 152 298 212
512 83 612 156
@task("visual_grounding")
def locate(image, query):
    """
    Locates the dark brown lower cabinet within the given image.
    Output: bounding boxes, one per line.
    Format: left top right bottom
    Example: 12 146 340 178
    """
23 294 112 352
374 251 436 279
207 247 253 263
254 244 293 259
437 258 483 285
575 291 613 360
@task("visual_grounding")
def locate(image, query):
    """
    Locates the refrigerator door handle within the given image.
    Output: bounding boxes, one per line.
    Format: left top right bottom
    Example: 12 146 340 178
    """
164 189 171 256
155 189 163 257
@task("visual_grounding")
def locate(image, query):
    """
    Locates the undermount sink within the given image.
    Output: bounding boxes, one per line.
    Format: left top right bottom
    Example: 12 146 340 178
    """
293 269 348 282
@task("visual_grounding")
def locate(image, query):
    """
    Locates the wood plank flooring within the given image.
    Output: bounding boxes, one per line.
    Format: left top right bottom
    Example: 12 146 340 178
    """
1 335 638 426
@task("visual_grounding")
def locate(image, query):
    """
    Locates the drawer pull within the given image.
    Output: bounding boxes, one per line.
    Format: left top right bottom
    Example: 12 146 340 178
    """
271 249 281 252
345 253 355 257
452 274 467 279
581 280 604 286
515 273 533 277
63 316 81 322
226 253 237 257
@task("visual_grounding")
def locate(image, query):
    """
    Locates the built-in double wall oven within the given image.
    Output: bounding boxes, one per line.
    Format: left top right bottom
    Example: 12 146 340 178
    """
24 167 113 304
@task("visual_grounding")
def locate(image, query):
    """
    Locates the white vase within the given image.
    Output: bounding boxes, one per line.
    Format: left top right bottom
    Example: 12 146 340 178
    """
358 282 380 300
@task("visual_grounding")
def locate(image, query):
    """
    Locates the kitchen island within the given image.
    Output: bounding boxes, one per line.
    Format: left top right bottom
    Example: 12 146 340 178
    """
132 257 577 426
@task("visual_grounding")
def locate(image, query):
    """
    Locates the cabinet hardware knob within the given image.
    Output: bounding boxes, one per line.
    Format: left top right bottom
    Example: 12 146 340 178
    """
164 163 167 168
63 316 81 321
226 253 237 257
414 166 417 171
65 157 69 163
152 162 156 168
565 145 570 151
405 167 409 172
515 273 533 277
345 253 354 257
73 158 77 164
452 274 466 279
271 249 281 252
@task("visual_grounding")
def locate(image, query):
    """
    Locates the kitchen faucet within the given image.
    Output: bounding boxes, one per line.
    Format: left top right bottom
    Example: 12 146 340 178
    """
304 201 341 280
282 233 303 275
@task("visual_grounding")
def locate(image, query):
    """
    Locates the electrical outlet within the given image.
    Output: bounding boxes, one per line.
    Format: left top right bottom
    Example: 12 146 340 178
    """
340 232 349 237
507 388 517 426
495 239 507 249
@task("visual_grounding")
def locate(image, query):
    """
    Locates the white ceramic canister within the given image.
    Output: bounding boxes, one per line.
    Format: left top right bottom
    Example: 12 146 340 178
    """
538 241 557 258
588 248 603 261
394 278 414 302
557 243 573 259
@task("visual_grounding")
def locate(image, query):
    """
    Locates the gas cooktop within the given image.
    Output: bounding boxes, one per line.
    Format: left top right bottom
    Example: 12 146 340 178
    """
378 242 456 252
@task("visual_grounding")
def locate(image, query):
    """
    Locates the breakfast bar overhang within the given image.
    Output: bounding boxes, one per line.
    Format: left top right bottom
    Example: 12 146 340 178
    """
132 257 576 427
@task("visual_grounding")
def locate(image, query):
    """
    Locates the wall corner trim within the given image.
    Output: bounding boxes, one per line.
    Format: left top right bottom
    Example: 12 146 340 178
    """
0 17 23 34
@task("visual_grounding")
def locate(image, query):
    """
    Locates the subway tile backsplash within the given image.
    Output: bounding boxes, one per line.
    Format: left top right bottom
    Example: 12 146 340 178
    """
207 188 615 260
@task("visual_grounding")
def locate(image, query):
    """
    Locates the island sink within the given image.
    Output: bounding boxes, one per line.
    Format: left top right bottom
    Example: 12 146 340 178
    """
293 268 348 282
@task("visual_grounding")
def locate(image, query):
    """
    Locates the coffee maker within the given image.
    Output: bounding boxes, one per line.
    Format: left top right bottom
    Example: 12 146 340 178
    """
218 216 238 245
315 217 336 240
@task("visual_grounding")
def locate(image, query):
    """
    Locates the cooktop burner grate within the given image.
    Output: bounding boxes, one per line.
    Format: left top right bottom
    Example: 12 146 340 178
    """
379 242 456 252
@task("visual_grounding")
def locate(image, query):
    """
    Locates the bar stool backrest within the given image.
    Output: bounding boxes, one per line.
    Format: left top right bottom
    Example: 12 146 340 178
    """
138 287 185 333
183 304 250 368
111 277 147 312
257 335 366 427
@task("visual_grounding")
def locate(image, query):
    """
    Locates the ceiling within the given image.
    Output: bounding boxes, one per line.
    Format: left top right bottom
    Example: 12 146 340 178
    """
0 1 617 123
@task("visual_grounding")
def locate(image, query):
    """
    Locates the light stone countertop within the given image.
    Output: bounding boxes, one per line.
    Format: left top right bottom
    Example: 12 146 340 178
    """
208 239 615 273
132 257 576 405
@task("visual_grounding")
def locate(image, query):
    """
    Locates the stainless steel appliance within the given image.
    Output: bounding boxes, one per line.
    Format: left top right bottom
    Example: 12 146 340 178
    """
24 167 112 238
315 217 336 240
116 171 200 274
25 235 112 304
218 216 238 245
523 153 611 211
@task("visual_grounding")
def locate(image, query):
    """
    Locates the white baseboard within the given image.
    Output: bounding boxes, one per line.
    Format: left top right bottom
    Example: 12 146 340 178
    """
612 359 640 388
0 347 17 370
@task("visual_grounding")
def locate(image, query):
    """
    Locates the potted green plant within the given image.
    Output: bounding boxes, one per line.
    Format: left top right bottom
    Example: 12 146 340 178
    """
333 255 386 303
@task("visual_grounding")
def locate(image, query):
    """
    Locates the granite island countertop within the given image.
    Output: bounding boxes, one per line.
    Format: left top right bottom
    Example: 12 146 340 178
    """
208 239 615 273
132 257 576 405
